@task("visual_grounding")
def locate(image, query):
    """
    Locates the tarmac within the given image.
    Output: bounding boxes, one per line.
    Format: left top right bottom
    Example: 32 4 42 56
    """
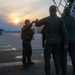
0 33 74 75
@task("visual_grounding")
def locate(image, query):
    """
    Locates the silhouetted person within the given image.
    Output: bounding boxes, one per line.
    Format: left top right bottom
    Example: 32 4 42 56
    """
21 19 34 67
41 26 46 48
35 5 68 75
61 7 75 75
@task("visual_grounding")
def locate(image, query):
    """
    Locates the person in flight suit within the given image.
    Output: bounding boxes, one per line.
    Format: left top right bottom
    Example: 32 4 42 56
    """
61 7 75 75
35 5 68 75
41 26 46 48
21 19 34 67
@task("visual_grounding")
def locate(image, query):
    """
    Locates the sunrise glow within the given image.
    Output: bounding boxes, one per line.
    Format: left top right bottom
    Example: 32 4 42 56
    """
13 18 20 24
9 17 23 25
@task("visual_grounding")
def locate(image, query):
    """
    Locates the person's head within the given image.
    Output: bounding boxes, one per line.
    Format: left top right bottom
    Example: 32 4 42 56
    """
24 19 30 25
64 7 70 15
49 5 57 14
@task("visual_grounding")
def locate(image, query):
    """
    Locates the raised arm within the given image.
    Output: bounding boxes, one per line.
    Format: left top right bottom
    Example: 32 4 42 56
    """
35 18 46 27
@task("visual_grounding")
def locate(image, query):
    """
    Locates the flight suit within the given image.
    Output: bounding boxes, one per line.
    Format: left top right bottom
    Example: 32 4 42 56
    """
35 14 68 75
41 26 46 47
62 14 75 74
21 24 34 65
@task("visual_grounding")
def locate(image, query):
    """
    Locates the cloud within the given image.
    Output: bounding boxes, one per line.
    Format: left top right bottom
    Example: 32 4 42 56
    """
0 0 62 31
0 0 52 16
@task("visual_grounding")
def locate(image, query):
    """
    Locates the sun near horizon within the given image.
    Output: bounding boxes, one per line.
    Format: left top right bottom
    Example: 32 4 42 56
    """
13 18 20 24
9 17 24 25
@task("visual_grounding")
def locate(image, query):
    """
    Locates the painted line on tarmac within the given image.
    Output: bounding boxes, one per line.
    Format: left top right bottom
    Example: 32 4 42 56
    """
0 60 72 68
0 60 44 67
0 45 17 51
